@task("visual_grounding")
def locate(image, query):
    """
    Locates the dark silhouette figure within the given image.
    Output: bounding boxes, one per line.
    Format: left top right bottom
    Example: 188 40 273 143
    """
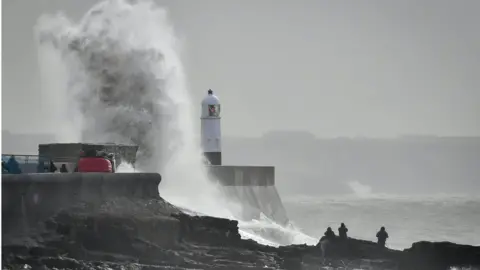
2 161 9 173
324 227 336 240
60 164 68 173
106 153 115 173
338 223 348 239
376 226 389 247
49 161 57 173
7 155 21 174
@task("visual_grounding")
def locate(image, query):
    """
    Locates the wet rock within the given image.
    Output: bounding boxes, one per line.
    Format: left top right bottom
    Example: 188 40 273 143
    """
173 213 242 245
402 241 480 270
2 196 479 270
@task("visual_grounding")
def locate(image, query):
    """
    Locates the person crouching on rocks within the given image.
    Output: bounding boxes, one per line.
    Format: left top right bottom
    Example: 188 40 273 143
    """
376 226 389 247
338 223 348 240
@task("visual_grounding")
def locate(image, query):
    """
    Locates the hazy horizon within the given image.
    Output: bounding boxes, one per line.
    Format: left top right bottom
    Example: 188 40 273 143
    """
4 128 480 141
3 0 480 138
2 130 479 196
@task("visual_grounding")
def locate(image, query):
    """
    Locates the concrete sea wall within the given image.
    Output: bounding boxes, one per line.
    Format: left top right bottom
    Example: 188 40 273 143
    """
207 165 288 225
207 165 275 186
2 165 288 238
2 173 161 236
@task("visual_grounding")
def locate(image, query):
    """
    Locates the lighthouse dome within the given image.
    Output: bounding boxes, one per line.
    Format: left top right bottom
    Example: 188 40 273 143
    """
201 89 221 118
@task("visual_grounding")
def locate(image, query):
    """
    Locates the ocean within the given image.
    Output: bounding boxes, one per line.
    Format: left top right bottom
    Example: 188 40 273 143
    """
282 194 480 250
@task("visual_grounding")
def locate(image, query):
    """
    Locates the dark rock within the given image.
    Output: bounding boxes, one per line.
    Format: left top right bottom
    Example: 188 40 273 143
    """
2 196 479 270
402 241 480 270
173 213 242 245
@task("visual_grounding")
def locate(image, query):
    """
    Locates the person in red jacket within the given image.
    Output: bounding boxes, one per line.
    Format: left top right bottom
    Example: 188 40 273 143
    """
76 150 113 173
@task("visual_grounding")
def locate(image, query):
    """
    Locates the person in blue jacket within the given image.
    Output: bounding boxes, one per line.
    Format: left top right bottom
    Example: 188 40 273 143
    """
6 155 22 174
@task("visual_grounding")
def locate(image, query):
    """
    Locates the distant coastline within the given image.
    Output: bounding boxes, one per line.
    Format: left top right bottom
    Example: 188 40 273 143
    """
3 130 479 196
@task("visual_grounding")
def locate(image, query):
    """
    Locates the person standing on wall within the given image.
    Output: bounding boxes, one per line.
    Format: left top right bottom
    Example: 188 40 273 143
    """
49 161 57 173
7 155 21 174
60 164 68 173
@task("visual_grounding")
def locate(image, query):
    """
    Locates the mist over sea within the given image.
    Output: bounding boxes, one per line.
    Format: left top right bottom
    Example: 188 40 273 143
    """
221 133 480 249
283 190 480 250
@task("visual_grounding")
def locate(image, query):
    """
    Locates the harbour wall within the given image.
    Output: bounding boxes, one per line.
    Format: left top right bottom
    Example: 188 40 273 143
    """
2 173 161 236
207 165 288 225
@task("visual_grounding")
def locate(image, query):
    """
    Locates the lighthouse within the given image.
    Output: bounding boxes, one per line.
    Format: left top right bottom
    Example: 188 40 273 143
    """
201 89 222 165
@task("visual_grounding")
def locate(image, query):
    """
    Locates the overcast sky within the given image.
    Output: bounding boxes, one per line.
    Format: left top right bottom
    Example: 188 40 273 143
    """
3 0 480 138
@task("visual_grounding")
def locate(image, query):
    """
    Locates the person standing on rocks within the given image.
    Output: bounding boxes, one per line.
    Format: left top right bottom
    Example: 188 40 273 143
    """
338 223 348 240
324 227 336 240
376 226 389 247
318 227 336 259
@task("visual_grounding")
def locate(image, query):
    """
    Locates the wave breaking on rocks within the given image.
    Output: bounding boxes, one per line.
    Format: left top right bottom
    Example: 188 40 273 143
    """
3 193 480 270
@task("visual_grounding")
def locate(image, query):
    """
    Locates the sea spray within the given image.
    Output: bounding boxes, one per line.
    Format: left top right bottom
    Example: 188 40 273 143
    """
116 161 136 173
347 180 374 198
238 214 318 246
35 0 234 219
34 0 315 246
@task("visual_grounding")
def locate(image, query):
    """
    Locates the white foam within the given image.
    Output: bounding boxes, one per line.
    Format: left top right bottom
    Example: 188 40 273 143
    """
347 180 374 198
35 0 315 248
116 162 136 173
238 214 317 246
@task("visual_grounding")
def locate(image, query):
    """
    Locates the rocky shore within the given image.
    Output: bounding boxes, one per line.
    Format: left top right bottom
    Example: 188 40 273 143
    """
2 197 480 270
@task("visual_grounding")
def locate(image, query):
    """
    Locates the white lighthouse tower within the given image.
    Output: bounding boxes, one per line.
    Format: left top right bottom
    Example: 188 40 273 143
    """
201 89 222 165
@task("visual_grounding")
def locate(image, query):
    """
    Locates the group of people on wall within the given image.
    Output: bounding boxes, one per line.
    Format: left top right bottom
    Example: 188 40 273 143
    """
2 149 116 174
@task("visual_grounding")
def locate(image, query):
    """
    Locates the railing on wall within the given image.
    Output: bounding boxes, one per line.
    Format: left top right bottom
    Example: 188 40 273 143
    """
1 154 136 174
2 154 52 174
